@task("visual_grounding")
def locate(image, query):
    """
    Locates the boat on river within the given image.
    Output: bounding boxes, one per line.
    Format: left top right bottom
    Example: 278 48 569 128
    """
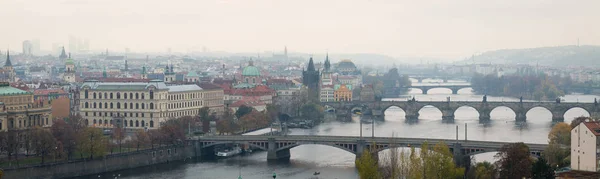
216 146 242 157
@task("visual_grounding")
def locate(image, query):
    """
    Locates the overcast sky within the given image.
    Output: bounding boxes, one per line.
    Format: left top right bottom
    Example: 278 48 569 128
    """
1 0 599 59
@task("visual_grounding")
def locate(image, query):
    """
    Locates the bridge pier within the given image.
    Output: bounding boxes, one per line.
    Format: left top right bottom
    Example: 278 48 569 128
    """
552 111 565 122
405 112 419 121
421 89 428 94
441 109 455 121
479 110 491 121
418 79 423 83
451 88 459 95
515 111 526 122
267 138 290 161
452 143 467 167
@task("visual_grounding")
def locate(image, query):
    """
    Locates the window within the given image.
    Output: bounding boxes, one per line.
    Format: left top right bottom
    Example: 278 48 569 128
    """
141 121 145 127
84 90 89 99
110 93 113 99
130 103 133 109
84 102 89 108
150 91 154 99
136 120 139 127
93 93 97 99
104 92 107 99
124 93 127 99
93 119 97 124
136 93 139 99
130 120 133 127
130 93 133 99
124 120 128 127
117 102 121 109
110 103 114 109
117 92 120 99
150 120 154 127
150 103 154 109
124 103 127 109
142 103 145 109
142 94 145 99
99 103 103 108
136 103 139 109
93 102 97 108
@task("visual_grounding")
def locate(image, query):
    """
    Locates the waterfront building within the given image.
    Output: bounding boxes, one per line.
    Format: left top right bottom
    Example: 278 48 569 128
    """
334 84 352 101
320 85 335 102
359 85 375 101
197 83 225 116
0 82 53 132
571 121 600 172
79 80 208 129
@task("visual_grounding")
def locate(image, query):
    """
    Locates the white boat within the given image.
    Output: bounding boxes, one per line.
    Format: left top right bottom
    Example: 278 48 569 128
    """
216 146 242 157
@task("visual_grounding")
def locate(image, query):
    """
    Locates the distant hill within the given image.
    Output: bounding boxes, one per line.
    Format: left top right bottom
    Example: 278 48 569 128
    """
461 45 600 67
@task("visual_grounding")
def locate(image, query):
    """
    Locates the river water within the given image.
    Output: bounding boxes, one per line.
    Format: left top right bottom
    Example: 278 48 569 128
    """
88 80 599 179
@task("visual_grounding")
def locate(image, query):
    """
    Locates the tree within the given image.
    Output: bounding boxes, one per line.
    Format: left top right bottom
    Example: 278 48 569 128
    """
548 122 571 146
472 162 496 179
355 149 380 179
300 102 324 121
198 106 212 133
235 105 253 119
76 127 107 160
51 119 75 159
571 116 590 128
133 129 150 151
238 111 268 132
30 127 56 164
265 104 279 123
531 157 554 179
495 143 533 179
112 126 125 153
159 118 187 144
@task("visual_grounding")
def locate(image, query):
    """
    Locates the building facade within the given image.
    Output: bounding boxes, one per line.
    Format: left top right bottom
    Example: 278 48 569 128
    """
302 57 320 99
334 84 352 101
0 82 53 132
571 121 600 172
79 80 210 129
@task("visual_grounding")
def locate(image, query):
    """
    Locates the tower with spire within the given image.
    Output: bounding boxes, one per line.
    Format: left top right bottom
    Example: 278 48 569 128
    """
320 54 333 86
141 66 148 79
63 52 76 83
164 64 175 82
302 57 320 98
102 66 108 78
59 47 68 61
3 50 15 82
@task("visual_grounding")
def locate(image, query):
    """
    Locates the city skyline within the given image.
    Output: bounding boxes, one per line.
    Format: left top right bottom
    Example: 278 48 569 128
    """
1 0 600 59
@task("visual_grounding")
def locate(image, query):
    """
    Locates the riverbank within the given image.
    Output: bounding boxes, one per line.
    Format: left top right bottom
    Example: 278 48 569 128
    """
2 145 191 179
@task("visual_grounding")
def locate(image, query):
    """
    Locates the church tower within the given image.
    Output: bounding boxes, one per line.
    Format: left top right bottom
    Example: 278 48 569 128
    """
3 50 15 82
59 47 68 61
141 66 148 79
164 64 175 82
63 53 76 83
302 57 320 98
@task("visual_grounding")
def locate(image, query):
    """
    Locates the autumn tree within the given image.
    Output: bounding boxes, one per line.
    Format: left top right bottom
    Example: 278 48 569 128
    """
198 106 212 133
467 161 496 179
235 105 253 119
112 126 125 153
51 119 75 159
134 129 150 151
30 127 56 164
495 143 533 179
77 127 107 160
300 102 324 121
570 116 590 129
239 111 268 132
159 118 187 144
265 104 279 123
355 149 380 179
545 122 571 168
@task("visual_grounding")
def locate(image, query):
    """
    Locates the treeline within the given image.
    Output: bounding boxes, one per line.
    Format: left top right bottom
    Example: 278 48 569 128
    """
471 73 571 100
364 68 412 98
0 115 197 167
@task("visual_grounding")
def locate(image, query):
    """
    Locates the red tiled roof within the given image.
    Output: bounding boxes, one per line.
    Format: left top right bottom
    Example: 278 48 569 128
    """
267 78 291 84
85 78 151 83
198 83 223 90
34 89 68 95
584 122 600 136
230 96 265 107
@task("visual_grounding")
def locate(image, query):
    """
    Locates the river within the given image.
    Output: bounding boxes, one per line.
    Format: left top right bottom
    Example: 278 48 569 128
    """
83 80 600 179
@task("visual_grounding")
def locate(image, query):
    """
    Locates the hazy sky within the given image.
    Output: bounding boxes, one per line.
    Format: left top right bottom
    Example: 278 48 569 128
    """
1 0 599 59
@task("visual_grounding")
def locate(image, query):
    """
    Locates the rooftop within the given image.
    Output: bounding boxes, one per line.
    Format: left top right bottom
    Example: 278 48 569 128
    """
0 83 31 96
82 81 169 91
583 122 600 136
168 85 203 92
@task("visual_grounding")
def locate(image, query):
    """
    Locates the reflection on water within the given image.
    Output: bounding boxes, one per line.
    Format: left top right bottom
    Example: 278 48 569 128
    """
102 89 599 179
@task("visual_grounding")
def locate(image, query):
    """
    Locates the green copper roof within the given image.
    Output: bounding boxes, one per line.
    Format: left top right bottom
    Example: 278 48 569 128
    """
233 83 255 89
186 71 200 77
65 58 75 65
242 66 260 76
0 85 31 96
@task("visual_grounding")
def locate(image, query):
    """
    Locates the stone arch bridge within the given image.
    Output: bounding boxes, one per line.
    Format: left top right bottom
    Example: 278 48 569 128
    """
407 84 472 94
322 100 600 122
191 135 546 165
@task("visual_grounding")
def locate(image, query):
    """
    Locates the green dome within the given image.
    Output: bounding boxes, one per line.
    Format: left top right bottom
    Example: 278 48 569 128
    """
65 58 75 65
242 66 260 76
186 71 200 77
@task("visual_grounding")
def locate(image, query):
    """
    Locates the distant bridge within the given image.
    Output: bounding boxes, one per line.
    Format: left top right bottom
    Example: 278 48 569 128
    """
407 84 472 94
191 135 546 164
322 100 600 122
406 74 472 83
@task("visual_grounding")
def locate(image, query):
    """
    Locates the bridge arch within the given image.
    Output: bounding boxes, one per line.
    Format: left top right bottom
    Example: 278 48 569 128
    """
563 107 591 122
489 106 518 120
454 105 480 120
276 143 358 155
456 87 474 94
525 106 553 122
416 105 443 120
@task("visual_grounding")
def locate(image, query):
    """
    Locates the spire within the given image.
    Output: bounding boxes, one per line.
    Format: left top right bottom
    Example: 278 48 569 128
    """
170 64 174 73
324 53 331 71
103 66 107 78
165 64 169 73
307 57 315 71
4 50 11 67
142 66 147 75
125 60 128 71
59 47 68 59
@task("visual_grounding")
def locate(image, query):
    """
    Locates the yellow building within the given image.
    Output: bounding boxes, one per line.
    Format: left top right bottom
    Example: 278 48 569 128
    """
0 82 53 132
334 84 352 102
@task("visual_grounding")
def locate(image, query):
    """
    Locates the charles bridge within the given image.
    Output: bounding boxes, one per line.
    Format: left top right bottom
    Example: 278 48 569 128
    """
322 99 600 122
406 84 472 94
192 135 546 165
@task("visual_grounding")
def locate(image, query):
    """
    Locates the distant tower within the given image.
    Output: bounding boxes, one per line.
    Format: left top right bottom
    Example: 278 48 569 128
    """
124 60 129 72
59 47 68 61
3 50 15 82
141 66 148 79
324 53 331 72
164 64 175 82
63 53 76 83
284 46 288 57
302 57 320 98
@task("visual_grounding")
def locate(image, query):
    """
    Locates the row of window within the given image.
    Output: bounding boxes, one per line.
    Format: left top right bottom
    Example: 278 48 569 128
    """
168 92 212 101
84 90 155 100
88 119 155 128
168 101 202 109
4 117 49 130
84 102 155 110
86 111 153 118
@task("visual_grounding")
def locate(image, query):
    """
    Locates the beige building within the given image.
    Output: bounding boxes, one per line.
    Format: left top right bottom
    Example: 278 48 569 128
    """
79 80 222 129
571 121 600 172
0 82 53 132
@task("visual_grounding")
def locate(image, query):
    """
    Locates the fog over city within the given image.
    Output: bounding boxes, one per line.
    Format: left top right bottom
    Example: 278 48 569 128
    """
1 0 599 59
